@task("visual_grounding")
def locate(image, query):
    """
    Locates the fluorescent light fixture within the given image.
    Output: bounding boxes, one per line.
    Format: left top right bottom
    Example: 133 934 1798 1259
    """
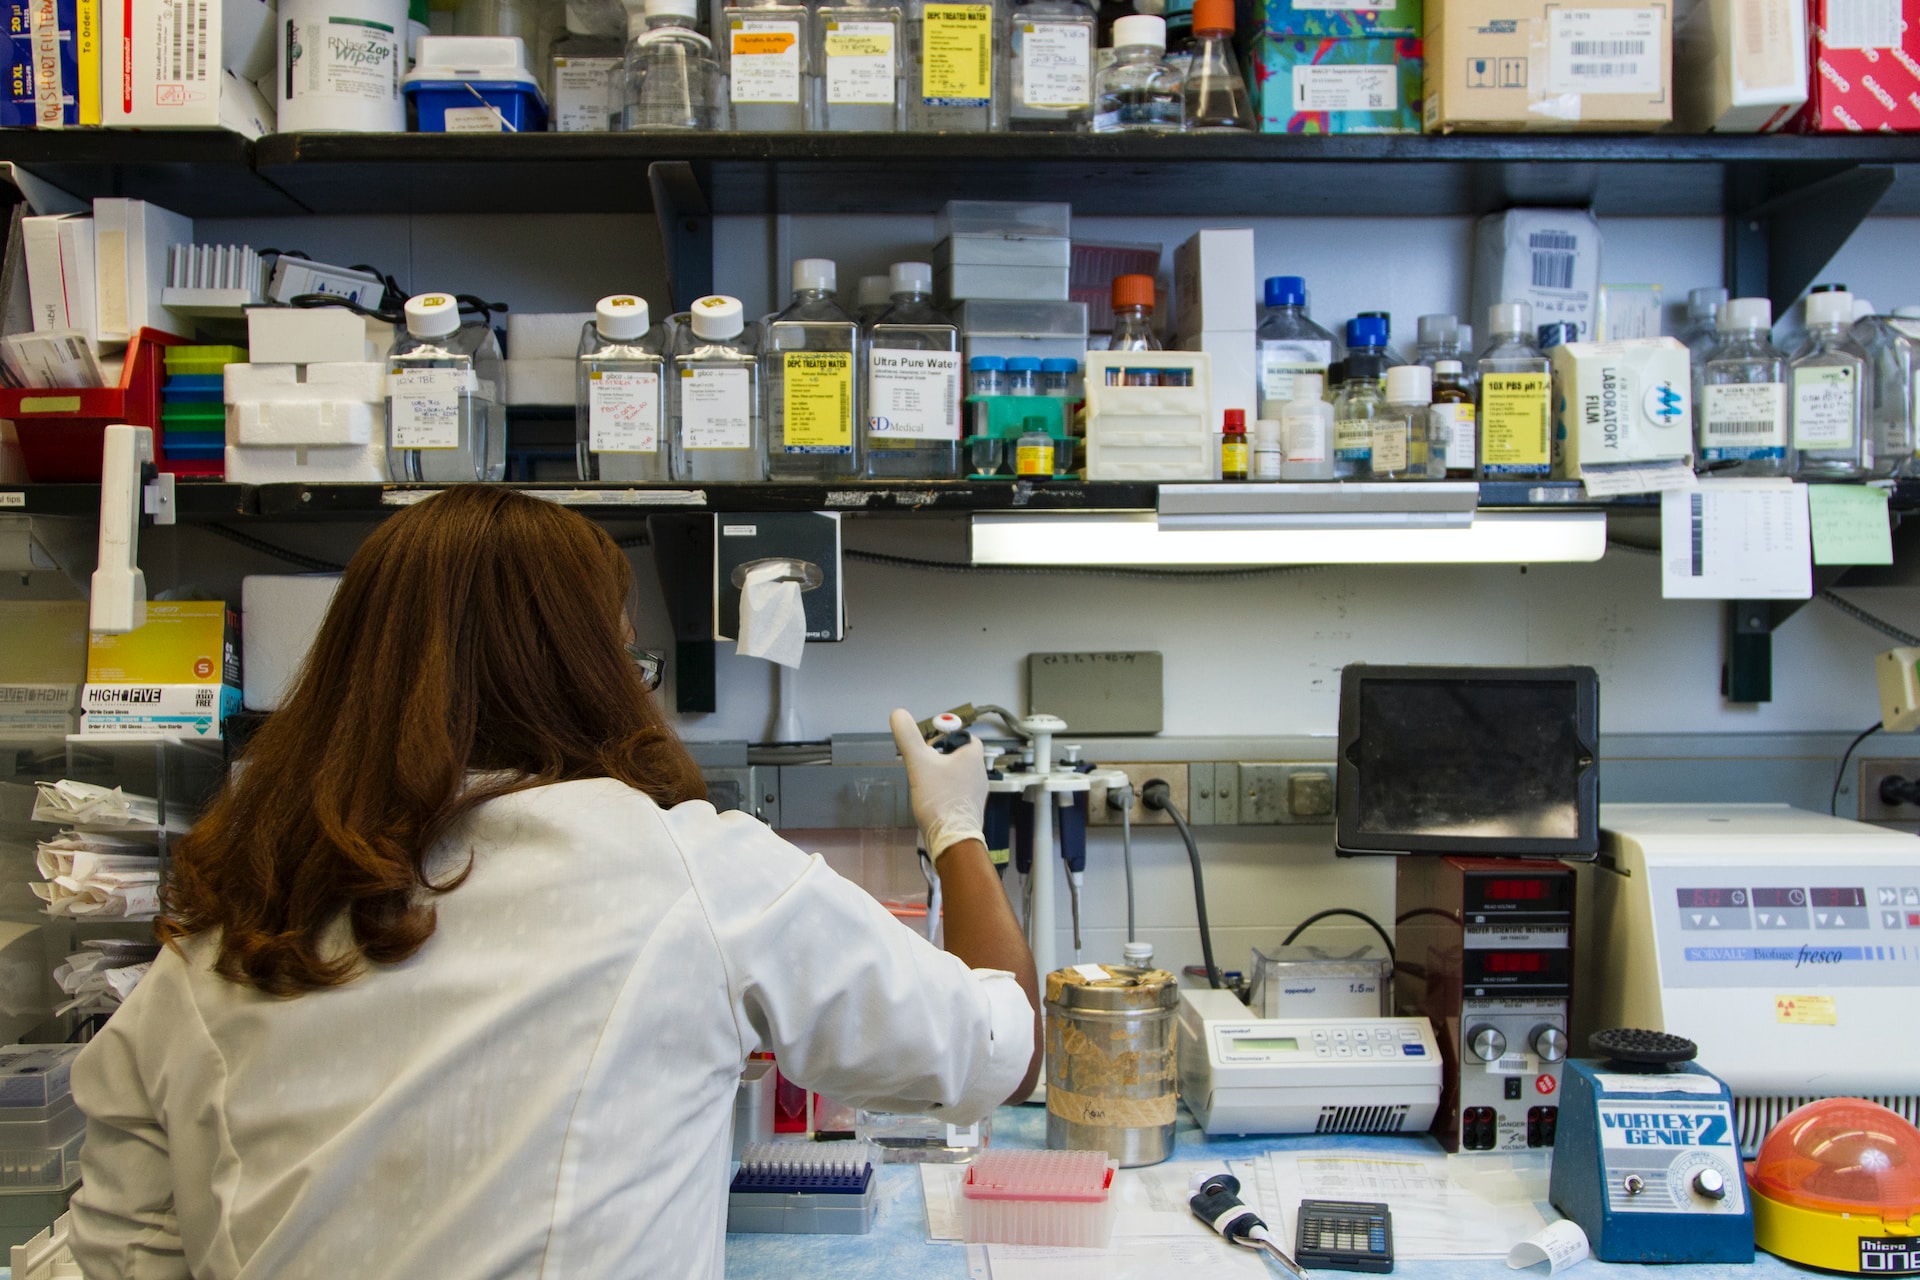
970 510 1608 566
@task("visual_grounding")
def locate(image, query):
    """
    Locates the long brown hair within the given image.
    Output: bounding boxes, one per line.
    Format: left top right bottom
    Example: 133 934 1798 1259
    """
161 485 706 996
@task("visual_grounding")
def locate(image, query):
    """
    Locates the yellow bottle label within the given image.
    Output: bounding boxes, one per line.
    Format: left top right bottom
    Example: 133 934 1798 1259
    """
1016 442 1054 476
781 352 854 451
922 4 993 104
1221 439 1249 474
1480 373 1550 469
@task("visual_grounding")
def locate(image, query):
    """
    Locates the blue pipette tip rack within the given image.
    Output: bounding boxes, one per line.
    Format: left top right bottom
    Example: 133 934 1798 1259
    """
727 1142 880 1235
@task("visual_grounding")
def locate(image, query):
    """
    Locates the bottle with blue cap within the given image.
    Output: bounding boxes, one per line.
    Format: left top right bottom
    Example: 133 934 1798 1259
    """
671 294 767 482
386 292 507 484
1332 315 1391 480
866 260 961 479
577 294 668 482
1041 357 1079 397
1256 275 1340 415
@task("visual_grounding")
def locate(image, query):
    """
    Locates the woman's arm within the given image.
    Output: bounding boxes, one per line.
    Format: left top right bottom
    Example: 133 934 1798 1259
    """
932 837 1042 1103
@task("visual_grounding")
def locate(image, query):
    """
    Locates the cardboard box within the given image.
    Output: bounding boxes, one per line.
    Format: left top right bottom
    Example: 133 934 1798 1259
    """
1791 0 1920 131
83 600 240 737
1471 208 1602 345
1252 0 1421 39
1424 0 1672 131
1674 0 1806 130
102 0 277 132
1549 337 1693 478
0 600 86 734
1250 35 1423 133
1174 229 1257 338
1178 330 1257 432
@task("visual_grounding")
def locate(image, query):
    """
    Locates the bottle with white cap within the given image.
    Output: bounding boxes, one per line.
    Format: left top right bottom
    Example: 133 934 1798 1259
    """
1475 300 1551 481
1279 372 1333 481
767 257 861 479
1696 297 1790 479
577 294 668 482
1856 303 1920 479
385 292 506 484
905 0 999 131
1791 284 1871 480
1377 363 1437 481
1007 0 1095 131
817 0 903 131
854 274 894 328
1680 286 1729 363
866 261 962 479
622 0 718 130
1414 313 1462 368
670 294 767 482
722 0 813 131
1091 13 1182 131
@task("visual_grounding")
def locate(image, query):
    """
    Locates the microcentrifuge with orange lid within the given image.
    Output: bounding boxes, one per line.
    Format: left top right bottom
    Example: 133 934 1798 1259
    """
1750 1097 1920 1274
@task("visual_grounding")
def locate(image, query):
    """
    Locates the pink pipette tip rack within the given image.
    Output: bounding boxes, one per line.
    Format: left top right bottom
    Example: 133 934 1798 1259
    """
959 1149 1119 1247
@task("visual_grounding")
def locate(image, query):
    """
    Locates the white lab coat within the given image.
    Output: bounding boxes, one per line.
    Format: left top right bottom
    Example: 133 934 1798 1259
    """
68 778 1033 1279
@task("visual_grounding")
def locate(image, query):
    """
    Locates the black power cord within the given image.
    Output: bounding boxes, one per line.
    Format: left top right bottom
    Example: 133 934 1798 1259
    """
1282 907 1397 967
1831 721 1884 816
1141 779 1223 991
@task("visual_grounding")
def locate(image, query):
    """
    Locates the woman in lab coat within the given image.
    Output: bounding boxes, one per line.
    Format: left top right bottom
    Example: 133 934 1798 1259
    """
69 485 1040 1279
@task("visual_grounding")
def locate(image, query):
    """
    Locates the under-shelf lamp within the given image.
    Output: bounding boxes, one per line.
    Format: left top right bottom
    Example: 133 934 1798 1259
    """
969 510 1609 566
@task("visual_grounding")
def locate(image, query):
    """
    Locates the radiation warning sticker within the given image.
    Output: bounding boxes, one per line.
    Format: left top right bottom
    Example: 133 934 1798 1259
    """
1775 994 1837 1025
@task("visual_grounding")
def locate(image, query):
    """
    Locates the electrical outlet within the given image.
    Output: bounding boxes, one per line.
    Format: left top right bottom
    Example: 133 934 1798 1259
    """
1088 762 1190 826
1239 762 1338 825
1858 759 1920 822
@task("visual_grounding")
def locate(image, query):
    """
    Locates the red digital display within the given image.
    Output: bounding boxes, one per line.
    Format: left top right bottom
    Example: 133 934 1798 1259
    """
1810 888 1866 908
1676 888 1747 909
1484 952 1547 973
1485 880 1549 901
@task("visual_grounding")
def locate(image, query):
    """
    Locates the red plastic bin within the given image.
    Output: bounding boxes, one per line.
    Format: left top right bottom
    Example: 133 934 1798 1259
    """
1 330 185 482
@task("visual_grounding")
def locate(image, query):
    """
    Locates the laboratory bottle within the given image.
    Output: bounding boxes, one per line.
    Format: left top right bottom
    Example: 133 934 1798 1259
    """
767 257 862 479
1376 363 1436 481
1107 272 1163 386
577 294 668 482
1858 305 1920 478
1091 14 1182 132
622 0 718 129
550 6 624 133
1006 356 1041 394
1007 0 1095 131
1181 0 1248 130
1041 357 1078 396
906 0 998 132
1791 286 1872 480
1680 286 1729 363
1333 317 1390 480
386 293 506 484
817 0 903 130
1696 296 1791 479
1251 417 1282 480
1279 371 1333 481
1016 420 1055 479
1475 301 1551 480
855 275 894 328
865 260 962 479
1256 274 1339 414
1537 322 1576 352
1220 408 1248 479
1358 311 1404 369
1414 313 1462 368
1431 359 1476 480
723 0 812 130
672 294 766 482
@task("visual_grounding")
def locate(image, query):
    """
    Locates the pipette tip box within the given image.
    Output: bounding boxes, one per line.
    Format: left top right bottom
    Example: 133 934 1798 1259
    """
959 1149 1117 1247
726 1142 878 1235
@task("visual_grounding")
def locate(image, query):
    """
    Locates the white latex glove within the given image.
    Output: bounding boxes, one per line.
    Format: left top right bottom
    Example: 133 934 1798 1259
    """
889 708 987 864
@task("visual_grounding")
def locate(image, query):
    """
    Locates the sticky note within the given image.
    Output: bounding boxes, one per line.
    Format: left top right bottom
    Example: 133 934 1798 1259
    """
1775 994 1837 1026
1808 484 1894 566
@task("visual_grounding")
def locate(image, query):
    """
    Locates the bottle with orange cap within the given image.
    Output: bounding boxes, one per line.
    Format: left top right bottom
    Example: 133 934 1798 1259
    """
1007 0 1096 130
1107 273 1166 388
1182 0 1248 130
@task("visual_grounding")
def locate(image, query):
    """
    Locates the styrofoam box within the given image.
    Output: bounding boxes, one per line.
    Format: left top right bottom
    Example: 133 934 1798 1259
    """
505 358 575 406
246 308 391 365
224 443 386 484
1084 351 1217 481
224 361 389 480
505 312 593 360
230 400 376 447
242 575 341 711
223 362 386 404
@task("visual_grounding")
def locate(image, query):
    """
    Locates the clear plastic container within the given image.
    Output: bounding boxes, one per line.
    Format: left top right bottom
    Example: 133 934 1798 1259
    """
1792 286 1871 480
1006 357 1041 395
1697 297 1791 478
622 0 718 129
1091 14 1182 132
1476 300 1552 481
1181 0 1248 130
0 1102 82 1190
1041 357 1077 396
1334 316 1390 480
1680 286 1729 363
960 1149 1117 1246
1257 276 1340 414
865 260 961 479
1377 363 1437 480
766 258 861 479
1858 306 1920 478
907 0 1000 131
942 199 1073 239
577 294 669 482
672 294 767 482
1414 313 1463 369
969 355 1008 396
386 293 507 484
0 1048 76 1110
817 0 904 130
723 0 813 130
1007 0 1095 131
958 299 1089 367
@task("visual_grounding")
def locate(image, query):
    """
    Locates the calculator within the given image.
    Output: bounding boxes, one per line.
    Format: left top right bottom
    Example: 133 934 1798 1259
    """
1294 1199 1394 1273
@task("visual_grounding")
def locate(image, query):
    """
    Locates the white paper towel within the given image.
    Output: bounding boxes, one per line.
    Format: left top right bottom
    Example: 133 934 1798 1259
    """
737 562 806 668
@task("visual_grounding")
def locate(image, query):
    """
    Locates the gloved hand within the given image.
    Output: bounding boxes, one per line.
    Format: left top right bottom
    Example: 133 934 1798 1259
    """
889 708 987 864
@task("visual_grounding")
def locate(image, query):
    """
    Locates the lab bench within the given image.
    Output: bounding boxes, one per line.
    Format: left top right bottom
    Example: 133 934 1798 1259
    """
725 1105 1807 1280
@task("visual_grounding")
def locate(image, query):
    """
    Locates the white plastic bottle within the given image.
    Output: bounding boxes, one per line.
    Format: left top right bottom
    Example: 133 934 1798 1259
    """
672 295 767 482
577 294 668 482
386 293 506 484
1252 417 1282 480
1792 286 1871 480
1280 371 1334 481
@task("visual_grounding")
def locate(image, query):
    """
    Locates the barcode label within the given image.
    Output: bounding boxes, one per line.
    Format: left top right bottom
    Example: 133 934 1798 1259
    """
153 0 213 87
1571 39 1645 54
1570 62 1637 75
1529 231 1578 251
1548 8 1661 94
1711 419 1773 434
1532 251 1576 290
1691 492 1705 576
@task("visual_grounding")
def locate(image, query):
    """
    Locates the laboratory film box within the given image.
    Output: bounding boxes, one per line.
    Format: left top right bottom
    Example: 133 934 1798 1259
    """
81 600 241 738
0 600 87 735
1470 208 1601 343
1673 0 1806 131
1249 36 1424 132
1423 0 1672 131
1252 0 1420 38
1549 337 1693 481
1789 0 1920 131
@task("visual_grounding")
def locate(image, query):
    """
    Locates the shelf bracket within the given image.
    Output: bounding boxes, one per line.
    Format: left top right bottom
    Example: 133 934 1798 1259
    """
648 161 713 313
1726 165 1894 317
1722 566 1855 703
645 512 718 715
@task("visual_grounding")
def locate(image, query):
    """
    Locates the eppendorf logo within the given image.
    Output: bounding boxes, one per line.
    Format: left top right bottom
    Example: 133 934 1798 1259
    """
1859 1237 1920 1273
1601 1111 1730 1145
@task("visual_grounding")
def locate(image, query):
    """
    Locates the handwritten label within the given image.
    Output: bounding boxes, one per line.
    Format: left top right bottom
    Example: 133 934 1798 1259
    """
1793 366 1859 451
389 369 466 450
1018 21 1090 108
825 20 895 104
680 367 752 450
730 19 802 103
1807 484 1893 566
588 370 661 453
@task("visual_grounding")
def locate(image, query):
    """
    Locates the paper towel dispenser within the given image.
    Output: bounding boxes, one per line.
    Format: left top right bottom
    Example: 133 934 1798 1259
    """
712 514 845 644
